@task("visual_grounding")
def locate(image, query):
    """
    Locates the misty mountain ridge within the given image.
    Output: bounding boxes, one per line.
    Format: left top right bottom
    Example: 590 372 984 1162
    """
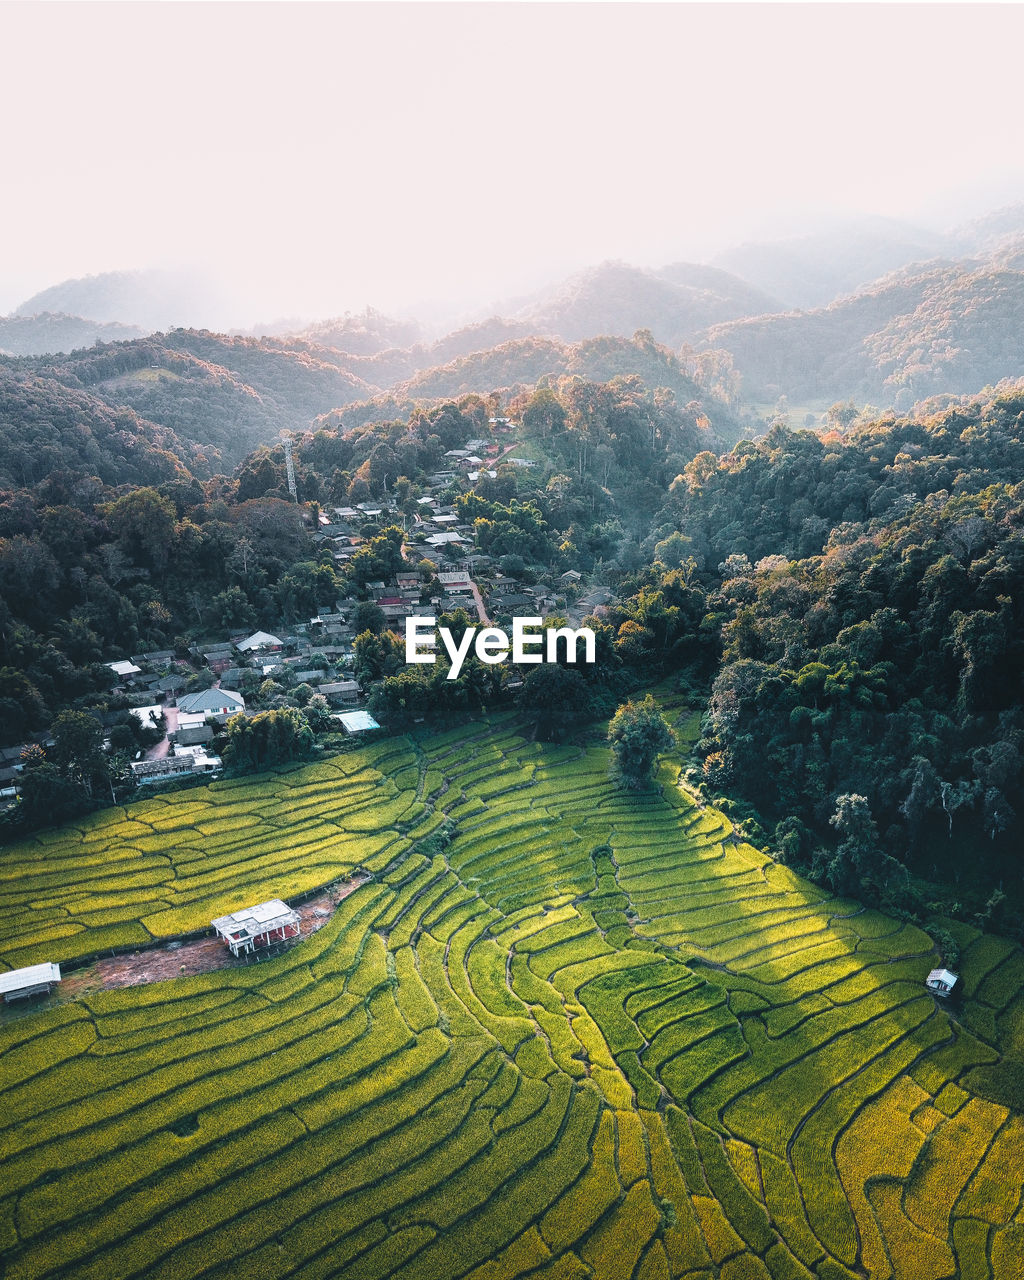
6 200 1024 433
0 312 146 358
951 201 1024 253
701 251 1024 405
506 259 782 346
712 216 952 311
14 268 235 333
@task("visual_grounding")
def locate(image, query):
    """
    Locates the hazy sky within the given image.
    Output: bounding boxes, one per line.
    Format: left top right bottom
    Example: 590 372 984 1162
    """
2 2 1023 324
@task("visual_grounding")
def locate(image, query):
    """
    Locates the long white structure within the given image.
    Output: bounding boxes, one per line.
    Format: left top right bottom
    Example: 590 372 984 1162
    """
0 962 61 1002
211 899 301 957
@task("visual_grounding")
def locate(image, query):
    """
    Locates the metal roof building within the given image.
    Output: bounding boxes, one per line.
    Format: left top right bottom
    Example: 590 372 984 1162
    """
0 962 61 1003
211 900 301 958
926 968 960 996
336 710 381 735
177 688 245 716
236 631 284 653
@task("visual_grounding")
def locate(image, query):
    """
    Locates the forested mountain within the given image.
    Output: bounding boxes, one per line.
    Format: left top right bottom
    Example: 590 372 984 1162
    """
285 307 423 355
0 369 216 489
0 312 145 357
510 260 781 346
386 330 742 440
285 317 539 390
952 201 1024 254
10 331 375 466
12 207 1024 432
702 255 1024 405
0 323 740 481
623 385 1024 926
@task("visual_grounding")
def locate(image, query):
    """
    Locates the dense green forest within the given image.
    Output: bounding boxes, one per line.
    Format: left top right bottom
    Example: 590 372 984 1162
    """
615 389 1024 936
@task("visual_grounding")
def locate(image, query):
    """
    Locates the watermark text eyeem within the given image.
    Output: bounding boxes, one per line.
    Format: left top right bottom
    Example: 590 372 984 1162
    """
405 616 596 680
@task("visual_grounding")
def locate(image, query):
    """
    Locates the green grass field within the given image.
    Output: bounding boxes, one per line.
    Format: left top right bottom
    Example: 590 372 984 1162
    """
0 695 1021 1280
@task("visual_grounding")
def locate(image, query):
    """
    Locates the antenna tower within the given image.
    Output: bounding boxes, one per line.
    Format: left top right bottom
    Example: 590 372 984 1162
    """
280 431 298 501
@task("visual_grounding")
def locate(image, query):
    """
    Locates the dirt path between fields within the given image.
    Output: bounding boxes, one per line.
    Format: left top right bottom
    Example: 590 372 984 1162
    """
52 874 371 1004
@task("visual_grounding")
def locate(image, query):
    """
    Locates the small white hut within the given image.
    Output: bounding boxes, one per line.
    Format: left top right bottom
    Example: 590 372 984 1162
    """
926 968 959 997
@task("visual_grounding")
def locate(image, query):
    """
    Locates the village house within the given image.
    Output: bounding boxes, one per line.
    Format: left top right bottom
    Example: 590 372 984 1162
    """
289 669 322 685
173 724 215 747
131 755 198 784
235 631 284 654
172 744 222 772
462 553 493 571
377 596 417 624
217 667 249 688
926 968 960 997
176 688 245 730
437 571 473 599
317 679 361 705
490 592 538 613
106 659 142 682
155 674 188 697
132 649 176 667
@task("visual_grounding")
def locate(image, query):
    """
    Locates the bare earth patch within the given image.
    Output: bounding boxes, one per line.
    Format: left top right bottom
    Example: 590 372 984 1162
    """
54 874 370 1003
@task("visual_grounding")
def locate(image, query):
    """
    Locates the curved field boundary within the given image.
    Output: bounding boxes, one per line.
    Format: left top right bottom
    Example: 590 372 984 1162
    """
0 699 1021 1280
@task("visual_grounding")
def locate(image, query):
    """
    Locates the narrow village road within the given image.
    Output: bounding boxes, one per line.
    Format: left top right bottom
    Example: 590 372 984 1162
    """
469 579 490 625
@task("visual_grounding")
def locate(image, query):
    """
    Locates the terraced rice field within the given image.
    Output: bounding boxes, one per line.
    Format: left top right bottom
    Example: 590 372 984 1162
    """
1 704 1022 1280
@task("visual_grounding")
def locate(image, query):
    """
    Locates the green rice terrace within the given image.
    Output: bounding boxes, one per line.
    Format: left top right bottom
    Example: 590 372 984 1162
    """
1 697 1023 1280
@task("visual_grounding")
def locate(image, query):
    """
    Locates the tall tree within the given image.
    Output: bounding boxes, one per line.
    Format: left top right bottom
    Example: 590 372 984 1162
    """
607 696 674 789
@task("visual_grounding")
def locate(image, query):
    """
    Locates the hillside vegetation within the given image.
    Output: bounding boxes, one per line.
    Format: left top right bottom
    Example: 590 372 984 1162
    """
512 261 781 347
613 387 1024 930
26 331 375 466
702 256 1024 406
0 369 215 490
0 705 1021 1279
0 313 145 358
